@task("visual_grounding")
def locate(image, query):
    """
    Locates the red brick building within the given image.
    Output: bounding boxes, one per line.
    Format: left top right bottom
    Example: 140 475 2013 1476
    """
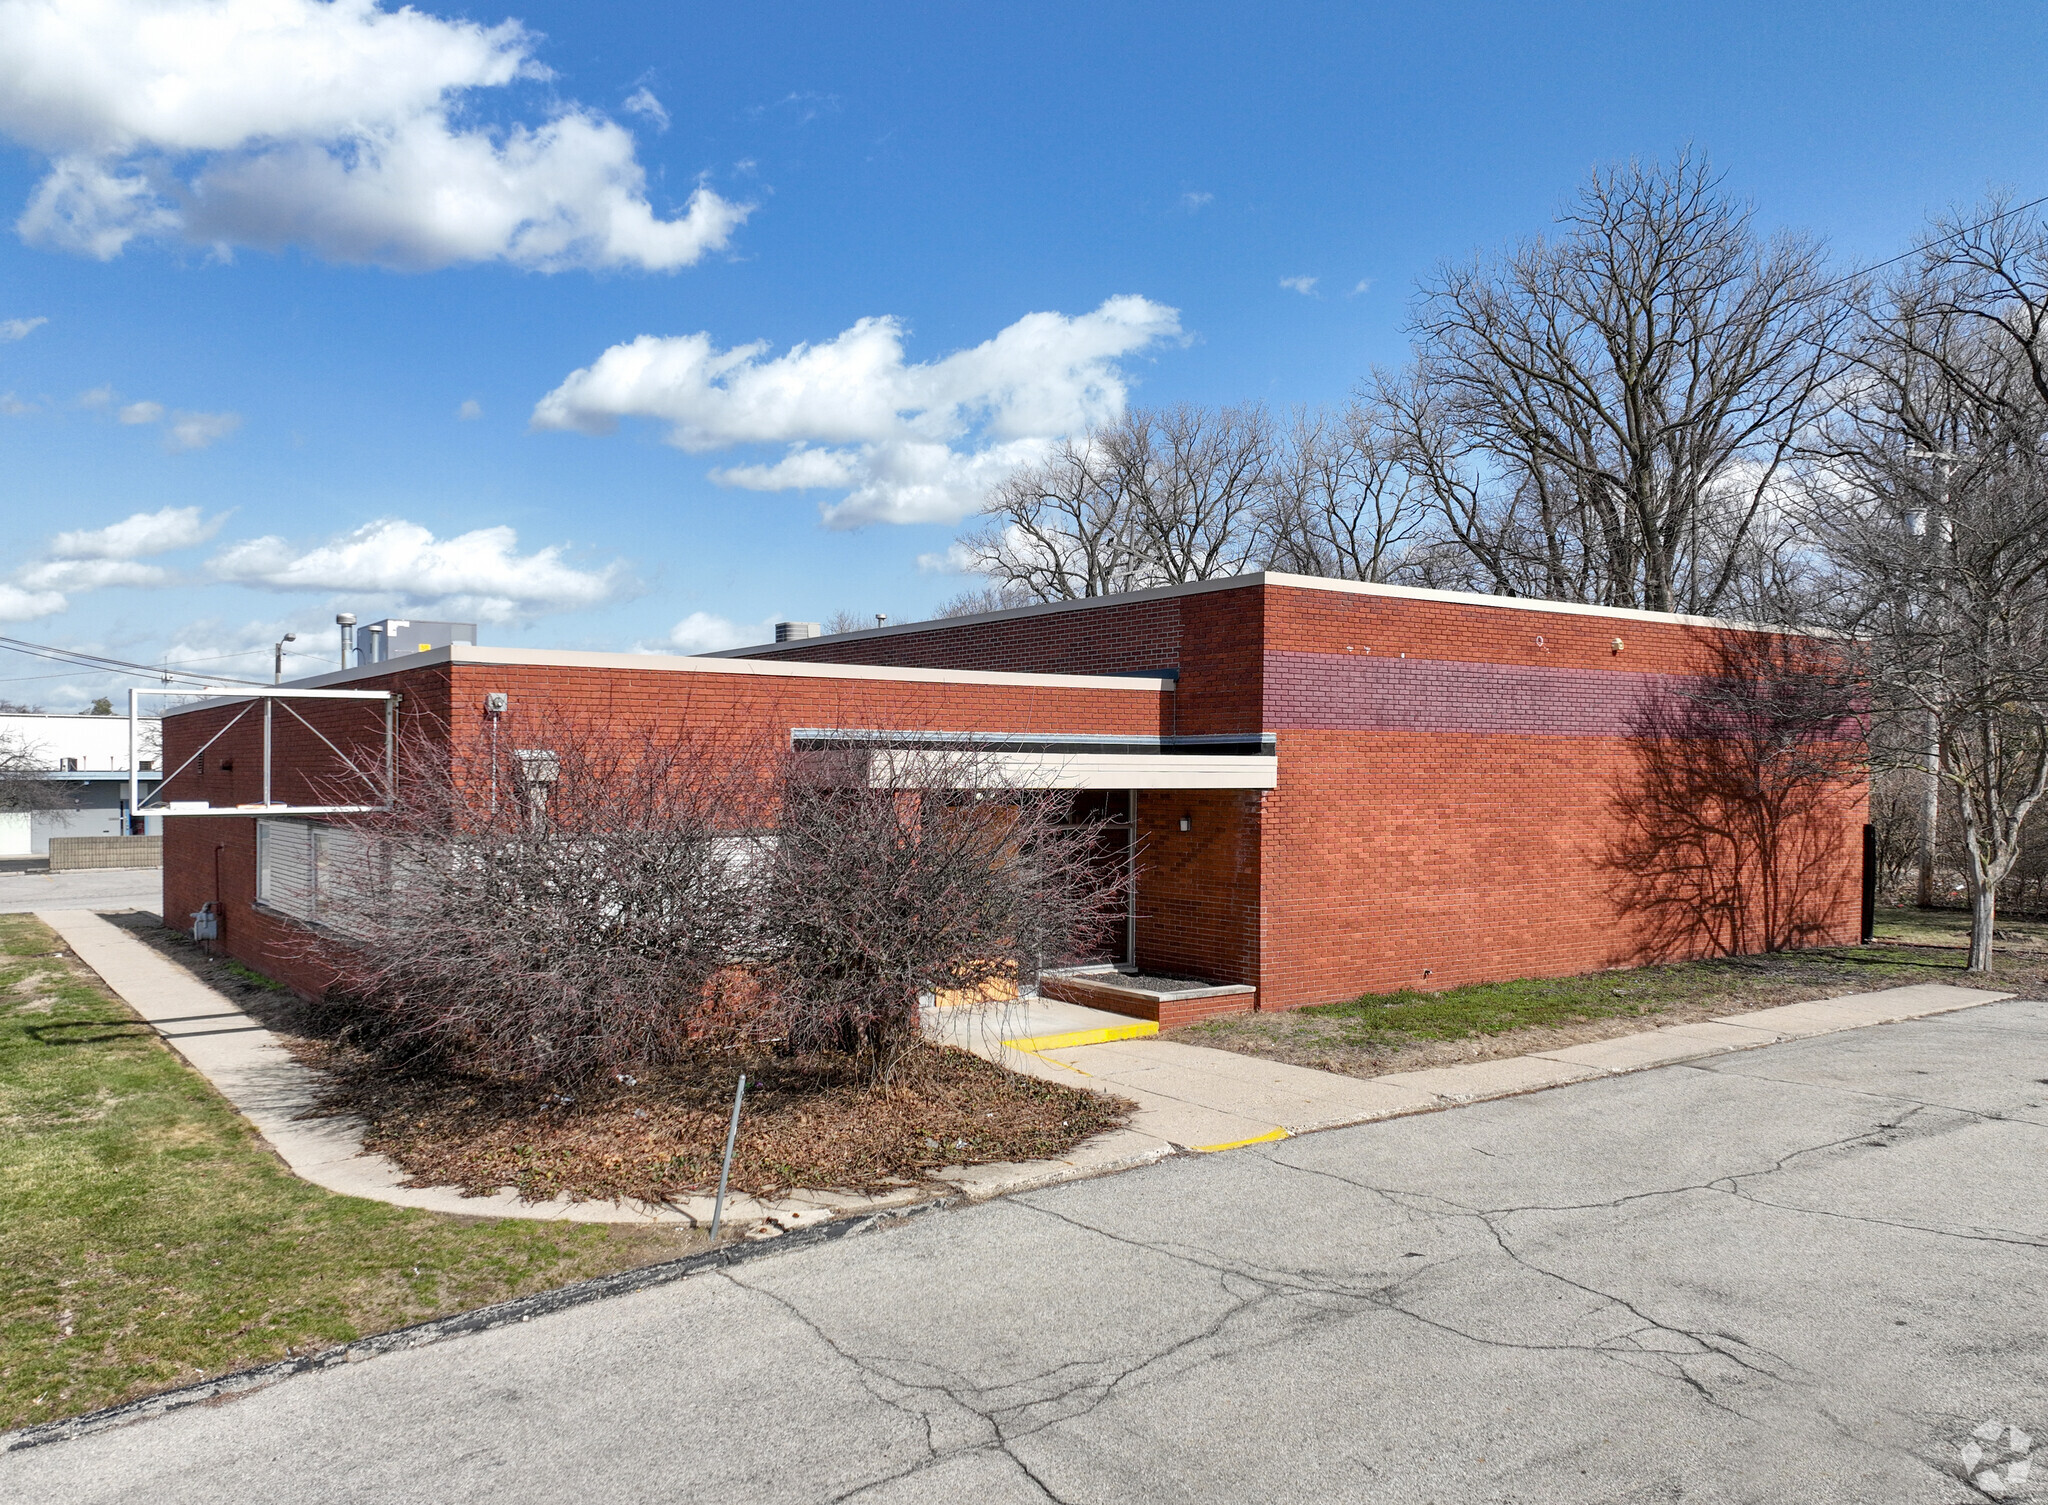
161 572 1869 1019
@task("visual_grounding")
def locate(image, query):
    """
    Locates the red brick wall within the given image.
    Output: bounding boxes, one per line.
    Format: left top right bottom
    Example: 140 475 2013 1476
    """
161 660 1173 997
1250 584 1867 1008
735 597 1184 678
732 585 1267 740
1132 788 1262 987
160 578 1869 1013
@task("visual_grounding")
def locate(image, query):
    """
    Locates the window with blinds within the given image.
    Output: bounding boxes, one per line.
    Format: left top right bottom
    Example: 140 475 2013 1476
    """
256 819 362 926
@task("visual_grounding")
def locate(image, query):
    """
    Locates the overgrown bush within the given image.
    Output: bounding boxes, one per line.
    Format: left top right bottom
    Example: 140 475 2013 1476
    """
762 743 1130 1083
306 721 1130 1086
309 714 776 1081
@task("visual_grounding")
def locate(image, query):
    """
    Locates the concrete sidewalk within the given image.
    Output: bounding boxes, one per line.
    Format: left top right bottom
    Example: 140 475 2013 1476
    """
929 980 2013 1175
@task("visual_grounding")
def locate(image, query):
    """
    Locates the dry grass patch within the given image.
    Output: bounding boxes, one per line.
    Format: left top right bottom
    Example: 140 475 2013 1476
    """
1176 931 2048 1079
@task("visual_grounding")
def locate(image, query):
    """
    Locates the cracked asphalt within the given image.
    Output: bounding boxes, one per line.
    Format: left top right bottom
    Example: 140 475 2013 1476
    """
7 998 2044 1504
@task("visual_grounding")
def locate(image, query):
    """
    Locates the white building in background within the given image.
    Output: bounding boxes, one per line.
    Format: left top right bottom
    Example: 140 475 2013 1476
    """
0 712 163 856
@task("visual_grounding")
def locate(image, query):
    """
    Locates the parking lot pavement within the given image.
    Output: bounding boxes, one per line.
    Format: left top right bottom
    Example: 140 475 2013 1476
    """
7 997 2044 1503
0 868 159 915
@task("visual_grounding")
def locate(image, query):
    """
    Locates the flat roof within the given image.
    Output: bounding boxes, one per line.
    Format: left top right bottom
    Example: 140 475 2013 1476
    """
709 570 1779 659
167 642 1175 714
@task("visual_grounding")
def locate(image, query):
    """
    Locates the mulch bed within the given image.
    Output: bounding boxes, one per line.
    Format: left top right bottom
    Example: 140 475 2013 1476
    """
297 1039 1128 1205
97 914 1128 1207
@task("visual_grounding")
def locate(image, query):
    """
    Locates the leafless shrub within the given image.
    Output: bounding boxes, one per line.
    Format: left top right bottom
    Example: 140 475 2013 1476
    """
306 713 779 1081
760 740 1132 1085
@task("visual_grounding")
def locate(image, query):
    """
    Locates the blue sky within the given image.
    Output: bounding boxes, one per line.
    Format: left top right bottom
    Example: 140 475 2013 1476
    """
2 0 2046 704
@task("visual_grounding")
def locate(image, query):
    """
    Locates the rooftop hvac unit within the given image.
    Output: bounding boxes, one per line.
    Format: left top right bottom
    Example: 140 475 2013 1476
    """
775 621 822 642
356 618 477 664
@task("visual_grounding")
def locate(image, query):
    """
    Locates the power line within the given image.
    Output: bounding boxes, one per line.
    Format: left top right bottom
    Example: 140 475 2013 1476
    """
0 634 269 688
1816 191 2048 297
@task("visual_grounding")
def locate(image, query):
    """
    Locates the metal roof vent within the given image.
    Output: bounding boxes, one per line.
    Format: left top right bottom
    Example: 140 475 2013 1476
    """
775 622 822 642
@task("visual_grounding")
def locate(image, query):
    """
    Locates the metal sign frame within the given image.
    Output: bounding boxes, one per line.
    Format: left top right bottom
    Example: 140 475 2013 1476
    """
128 685 397 819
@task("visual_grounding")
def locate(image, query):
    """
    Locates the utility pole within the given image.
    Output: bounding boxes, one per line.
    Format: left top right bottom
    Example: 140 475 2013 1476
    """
1906 447 1956 909
273 632 297 685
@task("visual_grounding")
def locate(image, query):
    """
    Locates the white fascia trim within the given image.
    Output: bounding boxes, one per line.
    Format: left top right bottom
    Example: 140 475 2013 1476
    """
711 571 1787 657
228 644 1174 702
875 751 1278 791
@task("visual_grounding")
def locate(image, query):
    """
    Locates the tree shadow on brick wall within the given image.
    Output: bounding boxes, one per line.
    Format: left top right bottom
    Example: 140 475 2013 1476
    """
1601 633 1865 963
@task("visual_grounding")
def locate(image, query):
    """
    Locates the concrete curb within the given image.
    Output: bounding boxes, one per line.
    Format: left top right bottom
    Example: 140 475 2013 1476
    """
0 1200 952 1455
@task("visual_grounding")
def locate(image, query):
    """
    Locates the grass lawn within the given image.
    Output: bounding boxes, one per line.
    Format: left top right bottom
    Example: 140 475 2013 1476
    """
0 913 694 1431
1175 909 2048 1077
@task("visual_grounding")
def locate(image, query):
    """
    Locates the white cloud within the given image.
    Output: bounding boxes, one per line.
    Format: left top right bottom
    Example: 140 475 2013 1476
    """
166 409 241 451
1349 278 1373 296
106 397 242 449
457 397 482 420
1280 275 1319 296
0 582 66 621
16 557 169 590
0 391 35 416
51 505 224 558
0 314 45 340
1180 191 1213 212
915 540 979 575
2 505 222 614
208 518 629 622
0 0 750 272
622 87 668 132
661 610 772 653
532 295 1184 526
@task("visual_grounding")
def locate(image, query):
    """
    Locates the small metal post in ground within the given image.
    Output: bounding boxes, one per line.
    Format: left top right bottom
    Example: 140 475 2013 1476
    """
709 1074 747 1243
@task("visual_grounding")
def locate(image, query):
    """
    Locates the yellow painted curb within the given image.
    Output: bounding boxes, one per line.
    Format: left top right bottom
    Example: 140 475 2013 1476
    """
1192 1126 1290 1153
1003 1021 1159 1052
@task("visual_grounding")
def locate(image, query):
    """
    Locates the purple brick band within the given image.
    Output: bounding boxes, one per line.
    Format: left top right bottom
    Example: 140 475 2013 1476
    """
1262 651 1677 737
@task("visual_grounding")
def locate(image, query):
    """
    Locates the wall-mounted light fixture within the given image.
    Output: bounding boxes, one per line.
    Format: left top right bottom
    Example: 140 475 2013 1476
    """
1611 637 1625 654
1178 815 1191 832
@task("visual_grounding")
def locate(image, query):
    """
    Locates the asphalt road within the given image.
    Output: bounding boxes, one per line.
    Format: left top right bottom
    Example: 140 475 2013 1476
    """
7 999 2044 1504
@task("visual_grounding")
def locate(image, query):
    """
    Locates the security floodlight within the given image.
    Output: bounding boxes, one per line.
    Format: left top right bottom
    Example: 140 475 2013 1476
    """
273 632 298 685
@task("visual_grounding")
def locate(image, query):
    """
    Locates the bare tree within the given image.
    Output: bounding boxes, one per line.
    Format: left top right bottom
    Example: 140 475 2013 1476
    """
0 726 70 816
1388 150 1846 615
761 742 1132 1084
962 430 1150 601
931 583 1035 618
308 715 779 1081
1259 401 1430 581
1126 403 1273 582
1804 208 2048 971
964 403 1272 600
